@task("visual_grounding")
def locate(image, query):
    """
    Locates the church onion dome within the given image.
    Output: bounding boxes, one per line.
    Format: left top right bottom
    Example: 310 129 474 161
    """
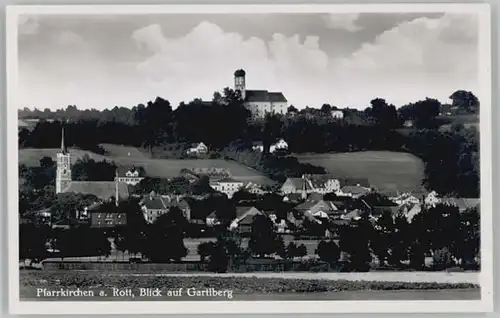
234 69 246 77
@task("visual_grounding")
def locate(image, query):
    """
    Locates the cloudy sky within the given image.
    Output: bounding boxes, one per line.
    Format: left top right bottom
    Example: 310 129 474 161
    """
18 12 479 110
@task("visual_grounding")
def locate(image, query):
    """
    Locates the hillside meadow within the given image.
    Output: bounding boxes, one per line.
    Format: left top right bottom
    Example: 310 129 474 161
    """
18 144 273 185
295 151 425 194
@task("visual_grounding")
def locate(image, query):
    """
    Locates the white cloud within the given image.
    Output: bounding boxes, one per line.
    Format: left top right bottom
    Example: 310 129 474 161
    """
332 13 479 106
130 14 477 109
324 13 362 32
18 14 480 110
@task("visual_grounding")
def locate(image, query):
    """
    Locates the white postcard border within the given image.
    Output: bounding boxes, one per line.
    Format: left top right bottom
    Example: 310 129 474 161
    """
6 3 493 314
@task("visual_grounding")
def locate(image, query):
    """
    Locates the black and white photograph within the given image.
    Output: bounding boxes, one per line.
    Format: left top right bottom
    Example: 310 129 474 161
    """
7 3 492 314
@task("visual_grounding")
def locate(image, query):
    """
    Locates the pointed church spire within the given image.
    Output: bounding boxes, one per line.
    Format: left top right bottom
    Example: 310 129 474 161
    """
60 125 66 153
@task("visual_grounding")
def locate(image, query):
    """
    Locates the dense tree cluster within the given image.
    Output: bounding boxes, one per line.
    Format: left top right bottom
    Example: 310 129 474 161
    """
20 88 480 197
223 148 326 183
72 155 117 181
406 125 479 197
449 90 480 114
19 184 480 272
398 98 441 128
248 215 285 258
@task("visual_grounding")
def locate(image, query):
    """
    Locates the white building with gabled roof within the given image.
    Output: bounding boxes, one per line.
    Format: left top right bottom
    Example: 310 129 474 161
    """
234 69 288 119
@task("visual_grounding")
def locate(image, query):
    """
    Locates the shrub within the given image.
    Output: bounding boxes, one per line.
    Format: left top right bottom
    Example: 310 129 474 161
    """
433 247 455 270
197 242 215 262
315 240 340 264
207 242 229 273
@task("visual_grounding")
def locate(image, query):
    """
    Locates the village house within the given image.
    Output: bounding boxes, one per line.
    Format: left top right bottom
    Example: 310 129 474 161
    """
269 139 289 153
234 69 288 119
229 206 265 234
205 211 219 227
400 203 422 222
403 119 414 128
244 182 266 195
340 209 364 221
83 202 127 228
338 178 371 198
294 199 340 220
179 169 201 183
424 191 441 207
210 178 244 198
327 196 354 214
281 177 314 195
330 110 344 119
115 166 145 186
139 194 191 223
275 218 289 233
186 142 208 155
282 193 303 203
252 141 264 152
282 175 366 197
305 174 342 194
90 211 127 228
390 192 422 206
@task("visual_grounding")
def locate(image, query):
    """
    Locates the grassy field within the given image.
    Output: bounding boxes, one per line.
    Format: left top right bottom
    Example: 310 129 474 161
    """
295 151 425 194
20 271 480 301
19 144 273 185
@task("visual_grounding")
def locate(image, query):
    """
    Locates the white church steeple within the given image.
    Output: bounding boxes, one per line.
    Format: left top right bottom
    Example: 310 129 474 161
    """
234 69 246 100
56 125 72 193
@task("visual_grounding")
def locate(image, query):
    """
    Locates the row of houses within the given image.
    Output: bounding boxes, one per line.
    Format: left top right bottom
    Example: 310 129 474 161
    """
204 174 372 200
281 174 371 198
45 188 479 234
252 139 289 154
186 139 290 156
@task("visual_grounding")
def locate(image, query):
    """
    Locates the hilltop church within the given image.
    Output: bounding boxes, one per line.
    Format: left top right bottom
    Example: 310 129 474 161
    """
233 69 288 119
55 127 129 202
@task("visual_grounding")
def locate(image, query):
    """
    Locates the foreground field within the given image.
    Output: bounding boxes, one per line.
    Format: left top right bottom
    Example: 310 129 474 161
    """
19 145 273 185
140 271 479 284
20 271 480 301
295 151 425 194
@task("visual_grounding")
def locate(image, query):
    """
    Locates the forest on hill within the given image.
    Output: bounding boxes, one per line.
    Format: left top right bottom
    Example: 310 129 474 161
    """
18 88 479 197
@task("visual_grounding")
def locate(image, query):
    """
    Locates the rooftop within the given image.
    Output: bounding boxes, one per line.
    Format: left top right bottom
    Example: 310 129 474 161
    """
245 90 287 103
284 177 314 191
341 185 371 196
62 181 129 201
234 69 246 77
140 195 190 210
216 178 243 184
116 165 145 177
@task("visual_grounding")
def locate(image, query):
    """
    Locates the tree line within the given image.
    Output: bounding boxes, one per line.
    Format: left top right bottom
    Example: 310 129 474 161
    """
20 197 479 273
19 88 479 197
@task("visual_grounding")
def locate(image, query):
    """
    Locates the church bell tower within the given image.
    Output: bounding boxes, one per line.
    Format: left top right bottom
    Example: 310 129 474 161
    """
56 125 72 193
234 69 246 100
